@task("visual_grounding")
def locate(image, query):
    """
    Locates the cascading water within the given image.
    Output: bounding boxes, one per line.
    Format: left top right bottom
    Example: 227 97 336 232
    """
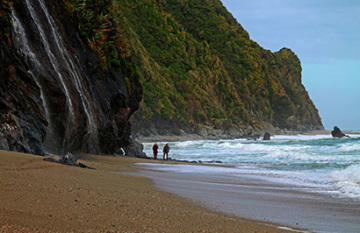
11 0 99 154
36 0 97 134
12 10 45 107
11 8 60 152
24 0 75 120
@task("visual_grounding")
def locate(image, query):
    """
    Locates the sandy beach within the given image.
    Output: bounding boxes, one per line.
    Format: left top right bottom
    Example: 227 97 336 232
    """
0 150 299 232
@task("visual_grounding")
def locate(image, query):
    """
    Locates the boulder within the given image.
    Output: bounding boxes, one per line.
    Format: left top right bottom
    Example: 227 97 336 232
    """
331 126 348 138
44 152 95 169
123 139 147 158
263 132 271 140
59 153 79 166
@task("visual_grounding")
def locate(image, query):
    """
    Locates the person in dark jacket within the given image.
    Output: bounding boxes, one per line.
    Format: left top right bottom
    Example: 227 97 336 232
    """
163 143 170 160
152 143 159 159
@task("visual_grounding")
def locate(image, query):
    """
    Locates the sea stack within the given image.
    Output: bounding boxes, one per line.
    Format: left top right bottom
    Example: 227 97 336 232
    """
331 126 348 138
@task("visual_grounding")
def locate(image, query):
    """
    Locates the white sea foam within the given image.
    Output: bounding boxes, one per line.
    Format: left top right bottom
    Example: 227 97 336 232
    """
141 135 360 198
330 164 360 197
339 143 360 151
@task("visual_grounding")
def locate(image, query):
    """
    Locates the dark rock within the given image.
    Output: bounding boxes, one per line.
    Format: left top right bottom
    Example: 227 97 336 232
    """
1 1 143 156
43 157 58 163
59 153 79 166
0 133 9 150
206 160 222 164
114 148 126 156
247 134 260 140
263 132 271 140
0 32 47 155
44 153 95 169
123 139 147 158
331 126 348 138
78 162 95 170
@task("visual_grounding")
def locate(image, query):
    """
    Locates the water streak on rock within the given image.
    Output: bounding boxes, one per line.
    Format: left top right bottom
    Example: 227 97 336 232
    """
4 0 142 156
24 0 75 119
37 0 97 134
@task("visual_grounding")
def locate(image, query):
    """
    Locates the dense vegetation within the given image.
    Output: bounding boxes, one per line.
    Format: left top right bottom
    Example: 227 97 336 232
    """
0 0 13 37
117 0 322 132
52 0 323 133
60 0 140 95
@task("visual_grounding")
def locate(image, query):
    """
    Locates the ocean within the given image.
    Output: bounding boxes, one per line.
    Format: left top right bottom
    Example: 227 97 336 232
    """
142 134 360 199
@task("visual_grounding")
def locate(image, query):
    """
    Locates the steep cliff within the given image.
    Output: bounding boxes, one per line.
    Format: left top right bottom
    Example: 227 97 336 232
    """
1 0 323 156
119 0 323 137
0 0 142 155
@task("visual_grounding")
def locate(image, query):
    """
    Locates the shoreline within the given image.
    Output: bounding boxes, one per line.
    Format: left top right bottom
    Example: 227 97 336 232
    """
135 129 360 143
132 163 360 233
1 150 298 232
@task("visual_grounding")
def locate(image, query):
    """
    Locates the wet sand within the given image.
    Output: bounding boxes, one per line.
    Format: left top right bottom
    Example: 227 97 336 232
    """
1 150 296 232
133 163 360 233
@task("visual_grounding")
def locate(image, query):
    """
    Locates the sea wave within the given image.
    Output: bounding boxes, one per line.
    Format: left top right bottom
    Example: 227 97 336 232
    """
141 135 360 198
330 164 360 197
338 142 360 152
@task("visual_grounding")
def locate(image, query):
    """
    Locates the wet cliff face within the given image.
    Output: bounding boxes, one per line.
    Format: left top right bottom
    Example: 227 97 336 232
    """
0 0 142 155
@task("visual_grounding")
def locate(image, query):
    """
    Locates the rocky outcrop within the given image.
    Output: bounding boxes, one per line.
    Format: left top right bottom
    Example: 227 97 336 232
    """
263 132 271 140
331 126 348 138
122 0 323 138
0 28 47 155
44 152 95 169
121 139 147 158
0 0 143 156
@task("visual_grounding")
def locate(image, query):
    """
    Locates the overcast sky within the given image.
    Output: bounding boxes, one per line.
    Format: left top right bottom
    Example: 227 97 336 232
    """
221 0 360 131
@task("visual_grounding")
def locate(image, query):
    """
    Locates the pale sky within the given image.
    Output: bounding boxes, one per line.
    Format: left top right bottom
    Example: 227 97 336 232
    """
221 0 360 131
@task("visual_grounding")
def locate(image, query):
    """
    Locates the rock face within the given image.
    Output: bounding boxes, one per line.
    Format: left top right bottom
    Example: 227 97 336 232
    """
121 0 324 138
0 0 142 156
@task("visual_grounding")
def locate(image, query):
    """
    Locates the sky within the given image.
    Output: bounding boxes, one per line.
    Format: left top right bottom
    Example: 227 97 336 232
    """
221 0 360 131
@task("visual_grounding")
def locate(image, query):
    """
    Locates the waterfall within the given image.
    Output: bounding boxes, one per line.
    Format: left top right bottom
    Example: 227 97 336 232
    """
24 0 75 119
11 9 59 151
11 0 99 153
36 0 97 134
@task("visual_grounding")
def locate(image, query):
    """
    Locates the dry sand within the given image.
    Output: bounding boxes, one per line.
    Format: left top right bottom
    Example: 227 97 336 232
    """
0 150 297 232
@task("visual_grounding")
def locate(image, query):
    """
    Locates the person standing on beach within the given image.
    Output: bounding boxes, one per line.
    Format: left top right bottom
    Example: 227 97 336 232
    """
152 143 159 159
163 143 170 160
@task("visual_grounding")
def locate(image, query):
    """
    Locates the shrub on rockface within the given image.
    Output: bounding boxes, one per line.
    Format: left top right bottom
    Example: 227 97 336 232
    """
60 0 141 98
0 0 13 37
64 0 129 69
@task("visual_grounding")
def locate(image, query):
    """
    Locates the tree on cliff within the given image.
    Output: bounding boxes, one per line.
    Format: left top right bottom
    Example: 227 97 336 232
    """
116 0 323 135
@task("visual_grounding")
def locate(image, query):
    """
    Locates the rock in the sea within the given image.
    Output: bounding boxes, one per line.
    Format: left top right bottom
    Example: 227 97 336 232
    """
331 126 348 138
263 132 271 140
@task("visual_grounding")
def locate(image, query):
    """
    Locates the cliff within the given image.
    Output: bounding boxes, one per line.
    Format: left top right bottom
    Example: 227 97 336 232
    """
0 0 143 155
1 0 323 156
119 0 323 138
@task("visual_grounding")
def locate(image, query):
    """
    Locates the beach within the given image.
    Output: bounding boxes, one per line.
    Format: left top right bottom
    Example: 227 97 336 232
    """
133 163 360 233
0 150 297 232
138 135 360 233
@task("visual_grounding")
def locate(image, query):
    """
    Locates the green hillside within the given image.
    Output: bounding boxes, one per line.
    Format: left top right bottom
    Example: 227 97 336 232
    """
64 0 323 136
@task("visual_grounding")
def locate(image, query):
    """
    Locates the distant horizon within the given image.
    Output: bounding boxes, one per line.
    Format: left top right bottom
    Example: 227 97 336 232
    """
221 0 360 131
